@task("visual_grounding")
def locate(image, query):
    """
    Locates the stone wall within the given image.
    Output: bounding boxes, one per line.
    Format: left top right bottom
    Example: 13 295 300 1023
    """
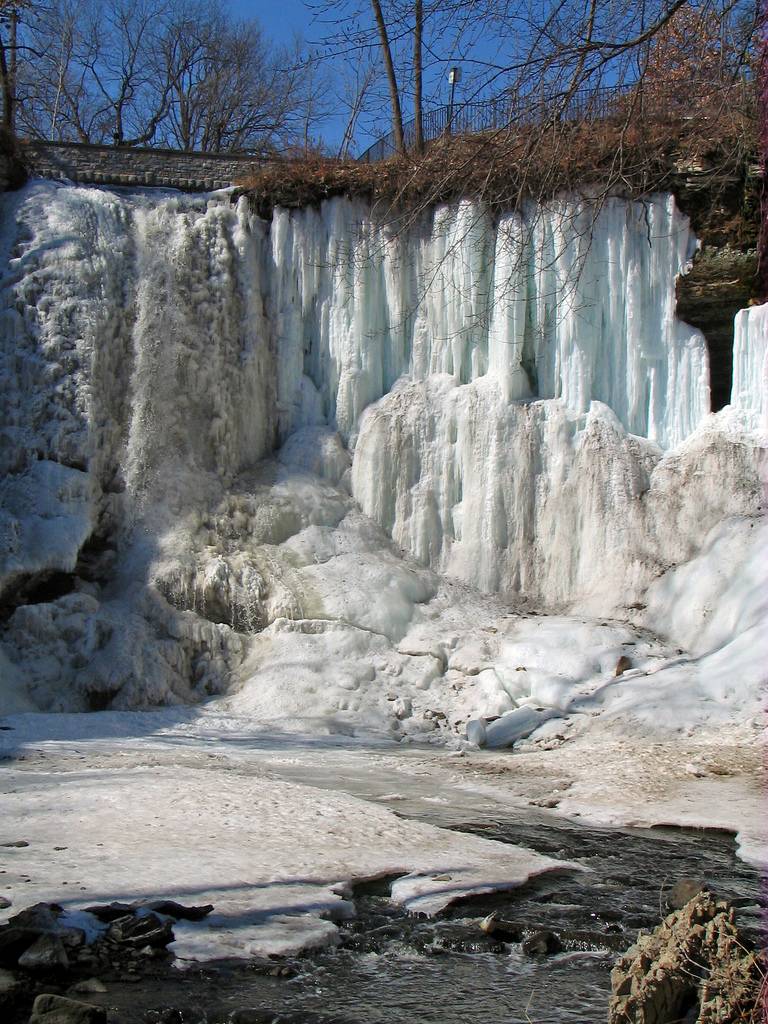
21 140 261 192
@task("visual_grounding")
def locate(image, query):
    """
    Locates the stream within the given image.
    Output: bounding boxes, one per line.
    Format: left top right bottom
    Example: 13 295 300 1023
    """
12 815 760 1024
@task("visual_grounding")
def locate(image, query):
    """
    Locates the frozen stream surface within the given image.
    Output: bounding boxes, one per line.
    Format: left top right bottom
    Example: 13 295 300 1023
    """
0 713 764 1024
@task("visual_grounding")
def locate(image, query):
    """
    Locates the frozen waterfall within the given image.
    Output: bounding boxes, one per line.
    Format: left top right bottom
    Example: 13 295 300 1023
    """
732 303 768 433
0 180 765 725
270 194 709 449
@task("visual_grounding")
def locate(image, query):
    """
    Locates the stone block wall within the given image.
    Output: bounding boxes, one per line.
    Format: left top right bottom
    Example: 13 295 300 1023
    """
21 141 261 191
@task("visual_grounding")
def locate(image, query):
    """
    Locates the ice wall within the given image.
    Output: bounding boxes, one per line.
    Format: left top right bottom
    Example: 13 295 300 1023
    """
0 185 272 708
271 195 709 449
0 180 764 714
0 187 273 567
350 377 763 611
0 182 712 543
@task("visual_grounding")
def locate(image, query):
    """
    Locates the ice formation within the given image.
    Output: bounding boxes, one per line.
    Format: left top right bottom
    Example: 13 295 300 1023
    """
732 302 768 432
0 180 765 743
270 194 708 448
0 738 574 959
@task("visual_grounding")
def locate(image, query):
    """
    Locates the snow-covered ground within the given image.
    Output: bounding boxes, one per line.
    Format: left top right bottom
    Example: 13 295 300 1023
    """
0 705 763 962
0 718 573 960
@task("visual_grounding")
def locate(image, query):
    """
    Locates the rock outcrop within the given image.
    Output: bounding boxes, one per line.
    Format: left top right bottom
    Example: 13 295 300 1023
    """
609 892 765 1024
676 246 758 411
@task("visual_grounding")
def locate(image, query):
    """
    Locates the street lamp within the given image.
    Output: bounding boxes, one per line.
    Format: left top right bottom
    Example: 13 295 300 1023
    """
447 66 461 135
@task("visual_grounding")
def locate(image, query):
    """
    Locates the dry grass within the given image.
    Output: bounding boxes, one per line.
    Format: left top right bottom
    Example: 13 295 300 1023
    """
235 102 759 250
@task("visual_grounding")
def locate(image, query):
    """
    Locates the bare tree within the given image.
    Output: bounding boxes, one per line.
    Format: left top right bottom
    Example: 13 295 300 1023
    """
413 0 423 151
156 6 319 153
15 0 329 152
315 0 758 157
369 0 405 152
315 0 436 155
88 0 173 146
0 0 31 131
336 58 378 158
16 0 171 144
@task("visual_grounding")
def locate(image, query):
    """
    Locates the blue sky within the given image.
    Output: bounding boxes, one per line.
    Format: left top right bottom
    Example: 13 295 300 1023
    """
222 1 467 154
220 1 578 155
226 1 316 46
225 1 366 151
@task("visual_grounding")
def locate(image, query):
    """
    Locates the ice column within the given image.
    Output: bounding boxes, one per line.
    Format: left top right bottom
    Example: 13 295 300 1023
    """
731 303 768 434
271 194 709 449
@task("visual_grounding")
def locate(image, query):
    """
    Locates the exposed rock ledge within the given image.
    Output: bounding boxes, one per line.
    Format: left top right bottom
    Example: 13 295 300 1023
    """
609 892 765 1024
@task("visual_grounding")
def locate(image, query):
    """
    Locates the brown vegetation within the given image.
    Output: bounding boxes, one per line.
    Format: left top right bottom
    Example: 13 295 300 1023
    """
608 891 767 1024
236 91 759 252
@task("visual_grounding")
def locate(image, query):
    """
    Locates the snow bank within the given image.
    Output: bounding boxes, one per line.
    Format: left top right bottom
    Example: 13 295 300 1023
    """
597 516 768 729
0 738 572 959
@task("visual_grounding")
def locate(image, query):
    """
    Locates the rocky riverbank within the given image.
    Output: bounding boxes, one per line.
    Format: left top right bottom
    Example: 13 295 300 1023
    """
1 878 764 1024
609 890 765 1024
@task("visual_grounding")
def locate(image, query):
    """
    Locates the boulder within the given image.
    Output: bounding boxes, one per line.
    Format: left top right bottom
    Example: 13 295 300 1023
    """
28 994 106 1024
145 900 214 921
8 903 63 932
429 928 508 954
68 979 107 995
521 929 563 956
0 902 84 968
479 912 522 942
144 1011 185 1024
18 934 69 971
0 926 39 965
57 928 86 950
666 878 707 911
0 966 22 997
82 902 136 923
608 892 764 1023
106 912 173 948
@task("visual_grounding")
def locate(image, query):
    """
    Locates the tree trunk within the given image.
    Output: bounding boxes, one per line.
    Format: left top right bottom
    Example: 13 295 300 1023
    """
413 0 423 153
8 8 16 132
760 27 768 301
0 46 10 131
369 0 405 154
0 11 14 132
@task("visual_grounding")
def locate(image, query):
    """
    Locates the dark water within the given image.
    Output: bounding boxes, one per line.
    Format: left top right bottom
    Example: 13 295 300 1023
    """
16 817 761 1024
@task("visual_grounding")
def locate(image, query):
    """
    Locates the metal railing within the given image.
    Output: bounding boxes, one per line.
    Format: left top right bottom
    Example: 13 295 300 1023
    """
357 78 751 163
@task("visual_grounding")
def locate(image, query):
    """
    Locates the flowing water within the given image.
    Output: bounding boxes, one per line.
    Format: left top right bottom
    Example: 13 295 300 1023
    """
21 816 759 1024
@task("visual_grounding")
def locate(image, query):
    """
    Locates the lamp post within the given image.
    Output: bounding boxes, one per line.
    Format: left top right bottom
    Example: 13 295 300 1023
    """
447 66 461 135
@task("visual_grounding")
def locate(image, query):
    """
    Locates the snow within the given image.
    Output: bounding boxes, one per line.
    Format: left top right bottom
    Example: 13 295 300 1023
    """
0 460 93 598
351 378 762 609
0 710 762 962
533 727 767 871
0 718 574 960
